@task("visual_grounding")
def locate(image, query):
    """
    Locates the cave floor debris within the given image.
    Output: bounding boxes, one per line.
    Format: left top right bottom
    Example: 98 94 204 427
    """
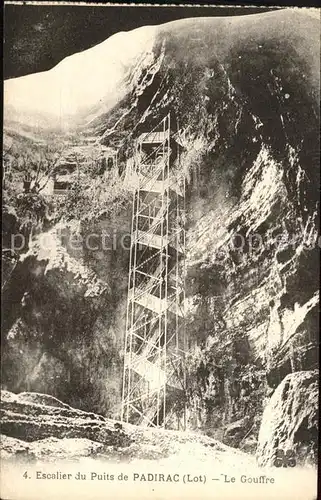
1 390 254 467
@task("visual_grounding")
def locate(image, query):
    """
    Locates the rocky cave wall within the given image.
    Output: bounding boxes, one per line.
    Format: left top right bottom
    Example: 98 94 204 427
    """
1 210 131 417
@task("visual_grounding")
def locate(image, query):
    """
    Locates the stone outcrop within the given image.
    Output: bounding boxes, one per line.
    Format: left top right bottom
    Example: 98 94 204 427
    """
256 370 318 467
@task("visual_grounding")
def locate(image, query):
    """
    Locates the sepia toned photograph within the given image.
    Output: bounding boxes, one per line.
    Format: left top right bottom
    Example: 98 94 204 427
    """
1 3 320 499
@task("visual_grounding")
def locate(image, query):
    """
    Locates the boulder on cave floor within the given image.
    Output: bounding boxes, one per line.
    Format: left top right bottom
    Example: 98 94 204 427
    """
256 370 318 467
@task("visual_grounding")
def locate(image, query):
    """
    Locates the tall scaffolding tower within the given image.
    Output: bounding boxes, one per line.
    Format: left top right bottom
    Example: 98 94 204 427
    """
121 114 186 429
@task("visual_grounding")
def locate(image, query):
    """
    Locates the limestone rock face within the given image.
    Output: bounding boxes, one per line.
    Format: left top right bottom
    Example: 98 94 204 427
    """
256 371 318 466
1 221 127 416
